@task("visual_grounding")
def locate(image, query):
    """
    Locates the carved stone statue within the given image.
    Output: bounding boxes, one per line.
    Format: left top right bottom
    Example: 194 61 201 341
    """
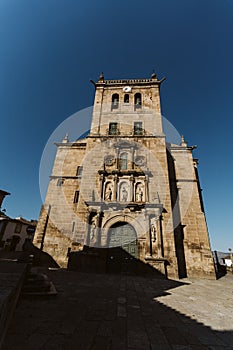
90 214 99 240
151 222 157 242
121 187 128 202
105 185 112 201
136 187 143 202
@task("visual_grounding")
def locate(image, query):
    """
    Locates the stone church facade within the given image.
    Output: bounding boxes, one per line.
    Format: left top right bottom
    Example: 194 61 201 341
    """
34 73 216 279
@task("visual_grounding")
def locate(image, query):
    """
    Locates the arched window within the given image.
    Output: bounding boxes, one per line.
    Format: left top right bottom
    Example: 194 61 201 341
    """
134 93 142 109
111 93 119 109
119 152 128 170
124 94 129 103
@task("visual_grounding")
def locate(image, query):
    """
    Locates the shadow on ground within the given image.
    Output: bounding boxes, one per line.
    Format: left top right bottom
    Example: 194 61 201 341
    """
2 267 233 349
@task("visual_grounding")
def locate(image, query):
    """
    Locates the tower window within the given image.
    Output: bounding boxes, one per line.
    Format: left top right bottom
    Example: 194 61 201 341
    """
134 122 143 135
109 122 118 135
134 93 142 109
74 190 79 203
57 178 64 186
76 166 83 177
119 152 128 170
124 94 129 103
14 223 22 234
111 93 119 109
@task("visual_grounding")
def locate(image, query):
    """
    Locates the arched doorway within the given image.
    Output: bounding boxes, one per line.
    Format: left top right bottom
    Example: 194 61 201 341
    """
107 222 138 274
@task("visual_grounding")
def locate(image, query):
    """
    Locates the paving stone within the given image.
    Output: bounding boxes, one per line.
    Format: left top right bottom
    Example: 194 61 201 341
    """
111 338 126 350
117 304 127 317
25 333 52 350
117 297 126 304
162 327 189 346
127 330 150 349
97 320 113 337
112 317 127 338
89 335 112 350
150 344 172 350
61 319 76 335
2 271 233 350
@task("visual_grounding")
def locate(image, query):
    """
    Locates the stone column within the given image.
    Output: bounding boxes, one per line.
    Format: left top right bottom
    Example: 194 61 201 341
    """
157 215 164 258
85 210 91 246
129 147 134 170
116 147 119 169
130 175 134 202
145 213 151 256
131 147 135 170
113 174 118 201
144 175 149 202
99 174 104 200
94 211 101 247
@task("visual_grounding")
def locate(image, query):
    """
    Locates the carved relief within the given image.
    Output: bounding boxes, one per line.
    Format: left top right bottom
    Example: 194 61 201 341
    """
134 156 146 166
104 155 115 166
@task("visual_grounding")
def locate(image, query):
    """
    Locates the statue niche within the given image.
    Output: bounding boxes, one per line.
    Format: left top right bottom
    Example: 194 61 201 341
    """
104 182 113 201
135 182 144 202
119 182 129 202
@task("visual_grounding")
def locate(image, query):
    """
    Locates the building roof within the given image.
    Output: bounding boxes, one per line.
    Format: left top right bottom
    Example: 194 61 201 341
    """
0 190 10 196
15 217 37 225
213 251 231 265
0 215 37 225
92 73 166 88
223 255 232 260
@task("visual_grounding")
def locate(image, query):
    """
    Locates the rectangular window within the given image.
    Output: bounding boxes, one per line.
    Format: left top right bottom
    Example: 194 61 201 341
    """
72 222 75 233
67 247 71 257
134 122 143 135
76 166 83 177
15 223 22 233
109 122 118 135
119 153 128 170
74 190 79 203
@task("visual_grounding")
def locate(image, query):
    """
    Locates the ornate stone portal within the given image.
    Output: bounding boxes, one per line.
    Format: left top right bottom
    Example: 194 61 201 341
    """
34 74 216 279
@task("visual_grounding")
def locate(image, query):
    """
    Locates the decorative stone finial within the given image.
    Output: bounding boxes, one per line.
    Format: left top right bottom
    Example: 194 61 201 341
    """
62 133 69 143
151 70 157 79
180 135 187 147
98 72 104 82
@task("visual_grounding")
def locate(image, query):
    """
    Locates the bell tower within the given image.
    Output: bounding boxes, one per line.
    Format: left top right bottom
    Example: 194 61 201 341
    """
82 72 179 278
90 72 165 137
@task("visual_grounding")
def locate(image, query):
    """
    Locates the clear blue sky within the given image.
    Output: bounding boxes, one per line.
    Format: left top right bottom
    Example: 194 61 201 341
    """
0 0 233 252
